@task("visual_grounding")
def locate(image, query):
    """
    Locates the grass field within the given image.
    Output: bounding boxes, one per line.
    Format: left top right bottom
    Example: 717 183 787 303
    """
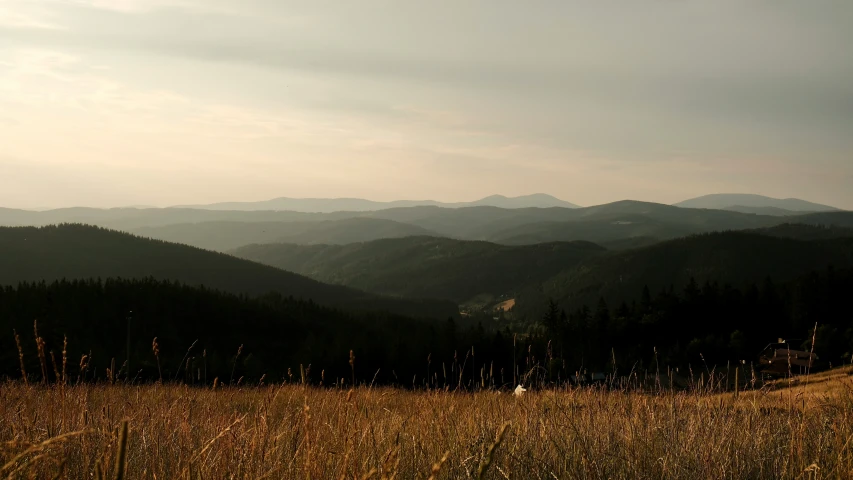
3 373 853 479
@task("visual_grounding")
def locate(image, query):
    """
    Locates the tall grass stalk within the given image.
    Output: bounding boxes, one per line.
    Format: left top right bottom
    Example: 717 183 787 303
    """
3 377 853 479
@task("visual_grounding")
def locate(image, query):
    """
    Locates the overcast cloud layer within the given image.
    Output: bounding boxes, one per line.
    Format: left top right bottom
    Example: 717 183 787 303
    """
1 0 852 209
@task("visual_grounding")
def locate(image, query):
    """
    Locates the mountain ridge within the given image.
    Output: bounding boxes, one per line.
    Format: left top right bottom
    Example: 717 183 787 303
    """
172 193 580 212
132 218 438 252
231 236 606 305
675 194 840 212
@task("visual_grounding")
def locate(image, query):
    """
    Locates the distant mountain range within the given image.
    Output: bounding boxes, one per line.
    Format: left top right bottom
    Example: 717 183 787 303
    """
4 200 853 252
675 194 841 213
176 193 844 214
364 200 853 244
173 193 580 212
127 201 843 251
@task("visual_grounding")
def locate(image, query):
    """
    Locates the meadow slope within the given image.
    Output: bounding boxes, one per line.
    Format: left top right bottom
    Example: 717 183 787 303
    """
2 380 853 479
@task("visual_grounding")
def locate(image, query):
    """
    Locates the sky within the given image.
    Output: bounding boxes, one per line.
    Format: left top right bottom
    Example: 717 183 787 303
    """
1 1 852 209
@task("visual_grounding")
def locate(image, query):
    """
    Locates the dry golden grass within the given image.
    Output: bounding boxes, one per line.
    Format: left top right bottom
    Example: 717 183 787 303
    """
709 366 853 408
767 366 853 395
3 376 853 479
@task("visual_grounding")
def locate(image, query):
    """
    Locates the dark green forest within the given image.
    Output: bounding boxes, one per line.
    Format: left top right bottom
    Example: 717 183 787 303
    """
0 224 457 319
232 236 605 304
518 231 853 319
2 220 853 387
234 229 853 317
2 268 851 387
0 278 506 387
543 267 853 372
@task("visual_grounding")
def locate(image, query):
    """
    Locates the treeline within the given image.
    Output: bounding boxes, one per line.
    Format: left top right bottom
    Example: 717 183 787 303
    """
2 269 851 388
0 278 512 388
543 267 853 371
523 232 853 322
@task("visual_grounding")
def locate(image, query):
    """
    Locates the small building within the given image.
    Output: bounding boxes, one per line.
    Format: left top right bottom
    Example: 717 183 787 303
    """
758 338 818 376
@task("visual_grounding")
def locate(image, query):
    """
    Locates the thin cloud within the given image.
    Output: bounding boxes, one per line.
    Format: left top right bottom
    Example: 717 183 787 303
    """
0 0 851 208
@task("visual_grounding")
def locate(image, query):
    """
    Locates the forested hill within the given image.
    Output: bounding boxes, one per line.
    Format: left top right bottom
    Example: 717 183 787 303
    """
232 237 606 304
483 203 853 245
364 201 782 240
751 223 853 241
540 266 853 371
0 224 457 318
3 271 851 386
131 218 437 252
518 231 853 319
0 278 488 385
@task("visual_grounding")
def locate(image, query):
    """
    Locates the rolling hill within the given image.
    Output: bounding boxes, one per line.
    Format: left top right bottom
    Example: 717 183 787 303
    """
4 201 853 251
751 223 853 241
675 194 840 212
231 236 606 304
0 224 457 318
0 207 341 229
515 231 853 319
721 205 804 216
486 217 694 245
132 218 436 252
481 201 786 244
359 201 734 241
481 202 853 245
786 211 853 229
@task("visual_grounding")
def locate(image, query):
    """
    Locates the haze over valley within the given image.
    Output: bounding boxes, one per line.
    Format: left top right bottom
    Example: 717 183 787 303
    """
3 1 853 477
3 192 852 314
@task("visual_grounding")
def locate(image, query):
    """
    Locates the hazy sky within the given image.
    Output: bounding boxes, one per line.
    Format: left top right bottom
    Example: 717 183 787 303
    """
1 1 852 209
